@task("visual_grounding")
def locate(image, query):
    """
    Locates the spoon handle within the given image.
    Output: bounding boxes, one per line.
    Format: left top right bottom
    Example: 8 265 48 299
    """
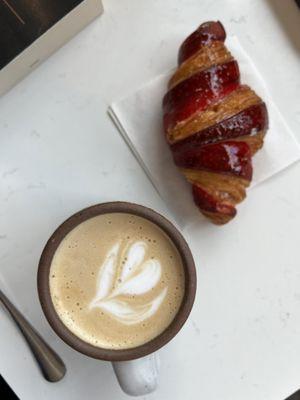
0 288 66 382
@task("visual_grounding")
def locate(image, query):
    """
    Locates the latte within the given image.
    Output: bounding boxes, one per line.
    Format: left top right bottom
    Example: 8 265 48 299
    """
49 213 185 350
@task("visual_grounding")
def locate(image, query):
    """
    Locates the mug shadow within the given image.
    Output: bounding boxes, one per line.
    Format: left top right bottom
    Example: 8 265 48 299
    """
264 0 300 53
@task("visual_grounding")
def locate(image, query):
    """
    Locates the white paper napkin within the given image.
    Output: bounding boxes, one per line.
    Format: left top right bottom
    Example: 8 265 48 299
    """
109 37 300 228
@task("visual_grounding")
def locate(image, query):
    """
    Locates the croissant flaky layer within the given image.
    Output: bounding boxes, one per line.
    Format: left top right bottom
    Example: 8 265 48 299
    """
162 21 269 224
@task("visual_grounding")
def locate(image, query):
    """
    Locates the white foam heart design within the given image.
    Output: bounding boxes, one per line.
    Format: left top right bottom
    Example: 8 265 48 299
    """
89 241 167 325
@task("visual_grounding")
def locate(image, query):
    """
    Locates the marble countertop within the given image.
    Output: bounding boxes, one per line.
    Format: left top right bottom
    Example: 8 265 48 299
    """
1 1 300 399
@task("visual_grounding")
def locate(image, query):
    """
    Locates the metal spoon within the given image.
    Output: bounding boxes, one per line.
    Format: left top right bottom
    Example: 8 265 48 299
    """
0 287 66 382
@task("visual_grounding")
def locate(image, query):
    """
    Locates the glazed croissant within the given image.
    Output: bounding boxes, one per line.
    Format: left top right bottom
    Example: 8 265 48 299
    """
163 21 269 224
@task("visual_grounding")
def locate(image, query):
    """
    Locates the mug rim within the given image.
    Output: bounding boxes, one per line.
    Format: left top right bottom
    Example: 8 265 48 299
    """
37 202 197 362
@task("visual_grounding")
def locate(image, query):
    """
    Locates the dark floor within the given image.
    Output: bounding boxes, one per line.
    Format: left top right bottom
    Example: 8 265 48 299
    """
0 375 18 399
1 371 300 399
287 391 300 400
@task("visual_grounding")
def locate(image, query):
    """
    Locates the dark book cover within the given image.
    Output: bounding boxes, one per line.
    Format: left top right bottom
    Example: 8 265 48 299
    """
0 0 85 70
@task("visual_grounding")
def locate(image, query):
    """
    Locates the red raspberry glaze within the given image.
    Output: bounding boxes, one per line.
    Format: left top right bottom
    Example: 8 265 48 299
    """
178 21 226 65
173 140 253 180
163 60 240 132
192 184 237 217
171 103 268 152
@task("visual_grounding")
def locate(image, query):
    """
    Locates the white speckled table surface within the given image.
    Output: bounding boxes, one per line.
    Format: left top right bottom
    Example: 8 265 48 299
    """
1 1 300 399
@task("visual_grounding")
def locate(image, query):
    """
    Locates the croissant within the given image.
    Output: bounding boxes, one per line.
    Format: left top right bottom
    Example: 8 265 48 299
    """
163 21 269 224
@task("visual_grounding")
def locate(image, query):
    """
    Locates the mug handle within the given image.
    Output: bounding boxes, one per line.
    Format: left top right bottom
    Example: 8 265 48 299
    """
112 352 160 396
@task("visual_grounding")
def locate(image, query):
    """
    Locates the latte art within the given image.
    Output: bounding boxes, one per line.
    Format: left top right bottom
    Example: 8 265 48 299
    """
50 213 185 350
89 241 168 325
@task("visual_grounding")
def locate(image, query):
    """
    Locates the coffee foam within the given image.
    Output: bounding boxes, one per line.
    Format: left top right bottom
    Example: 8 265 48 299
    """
49 213 185 350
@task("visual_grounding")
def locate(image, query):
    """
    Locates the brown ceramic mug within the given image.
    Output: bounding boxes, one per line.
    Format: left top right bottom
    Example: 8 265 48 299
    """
37 202 196 396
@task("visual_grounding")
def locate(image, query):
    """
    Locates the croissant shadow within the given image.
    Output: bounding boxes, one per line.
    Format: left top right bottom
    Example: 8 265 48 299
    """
152 118 202 227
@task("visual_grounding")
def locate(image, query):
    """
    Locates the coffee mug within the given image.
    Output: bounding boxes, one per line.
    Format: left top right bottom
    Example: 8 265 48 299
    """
37 202 196 396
